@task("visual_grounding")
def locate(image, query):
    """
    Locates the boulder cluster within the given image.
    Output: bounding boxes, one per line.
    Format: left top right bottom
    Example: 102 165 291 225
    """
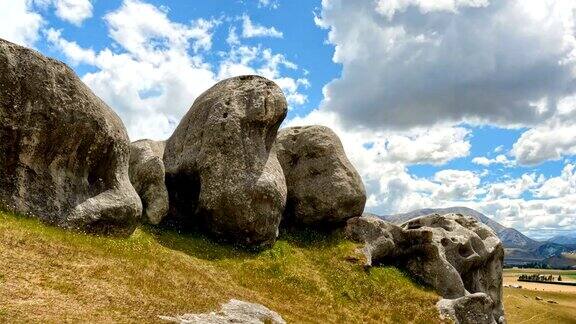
0 39 505 323
346 213 506 324
0 38 366 247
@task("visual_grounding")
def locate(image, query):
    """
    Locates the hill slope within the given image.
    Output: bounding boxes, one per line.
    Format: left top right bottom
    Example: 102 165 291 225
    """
0 211 442 323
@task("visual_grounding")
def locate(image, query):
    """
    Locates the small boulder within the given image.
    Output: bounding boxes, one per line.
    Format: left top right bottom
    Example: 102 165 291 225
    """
438 293 500 324
163 75 287 247
275 126 366 227
129 139 168 224
159 299 286 324
0 38 141 235
346 213 505 323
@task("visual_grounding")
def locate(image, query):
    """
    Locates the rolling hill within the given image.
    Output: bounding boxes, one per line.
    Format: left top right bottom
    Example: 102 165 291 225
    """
548 234 576 247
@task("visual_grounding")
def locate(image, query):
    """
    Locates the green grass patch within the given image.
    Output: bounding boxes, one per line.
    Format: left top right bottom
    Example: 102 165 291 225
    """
0 210 442 323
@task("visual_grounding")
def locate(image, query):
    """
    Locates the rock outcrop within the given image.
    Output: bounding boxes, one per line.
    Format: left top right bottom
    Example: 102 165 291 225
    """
163 75 287 247
275 126 366 227
346 213 505 323
0 38 141 236
129 139 168 225
159 299 286 324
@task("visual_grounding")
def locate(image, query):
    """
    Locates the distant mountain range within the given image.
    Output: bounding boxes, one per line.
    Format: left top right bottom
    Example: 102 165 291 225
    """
373 206 576 269
547 234 576 246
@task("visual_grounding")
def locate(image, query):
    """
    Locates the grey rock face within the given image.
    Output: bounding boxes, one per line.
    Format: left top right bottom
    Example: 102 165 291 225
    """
275 126 366 227
437 293 500 324
163 75 287 247
159 299 286 324
346 213 505 323
0 38 141 236
129 139 168 225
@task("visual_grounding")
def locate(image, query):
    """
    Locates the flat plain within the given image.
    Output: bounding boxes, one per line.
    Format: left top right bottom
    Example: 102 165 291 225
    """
503 269 576 323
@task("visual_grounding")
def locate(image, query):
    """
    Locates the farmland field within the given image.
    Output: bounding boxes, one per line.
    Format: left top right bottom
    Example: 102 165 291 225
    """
503 269 576 323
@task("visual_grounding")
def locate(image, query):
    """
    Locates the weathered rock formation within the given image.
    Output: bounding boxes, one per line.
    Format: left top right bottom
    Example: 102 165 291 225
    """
0 38 141 236
129 139 168 225
163 75 287 247
159 299 285 324
275 126 366 227
346 213 505 324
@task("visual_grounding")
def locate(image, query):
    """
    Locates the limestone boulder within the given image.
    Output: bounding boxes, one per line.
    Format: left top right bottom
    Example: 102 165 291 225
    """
275 126 366 227
159 299 286 324
163 75 287 247
0 38 141 236
129 139 168 225
346 213 505 323
438 293 501 324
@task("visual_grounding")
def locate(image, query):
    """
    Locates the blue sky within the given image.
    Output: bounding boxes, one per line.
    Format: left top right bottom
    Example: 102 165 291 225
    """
2 0 576 239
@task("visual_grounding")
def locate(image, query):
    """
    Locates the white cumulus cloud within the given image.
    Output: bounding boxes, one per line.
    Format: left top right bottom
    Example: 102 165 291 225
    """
241 14 283 38
315 0 576 131
513 123 576 166
54 0 93 25
534 164 576 198
47 0 307 141
472 154 515 167
257 0 279 9
0 0 44 46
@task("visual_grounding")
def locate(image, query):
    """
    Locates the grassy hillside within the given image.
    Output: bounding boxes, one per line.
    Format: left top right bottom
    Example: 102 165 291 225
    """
0 211 442 323
503 269 576 323
503 288 576 324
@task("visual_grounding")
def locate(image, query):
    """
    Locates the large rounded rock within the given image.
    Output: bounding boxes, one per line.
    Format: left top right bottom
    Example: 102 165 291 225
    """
163 75 287 247
275 126 366 227
0 38 141 235
346 213 505 323
129 139 168 225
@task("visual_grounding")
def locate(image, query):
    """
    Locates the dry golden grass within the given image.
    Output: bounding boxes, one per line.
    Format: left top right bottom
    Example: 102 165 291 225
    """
503 269 576 323
503 288 576 324
0 211 442 323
